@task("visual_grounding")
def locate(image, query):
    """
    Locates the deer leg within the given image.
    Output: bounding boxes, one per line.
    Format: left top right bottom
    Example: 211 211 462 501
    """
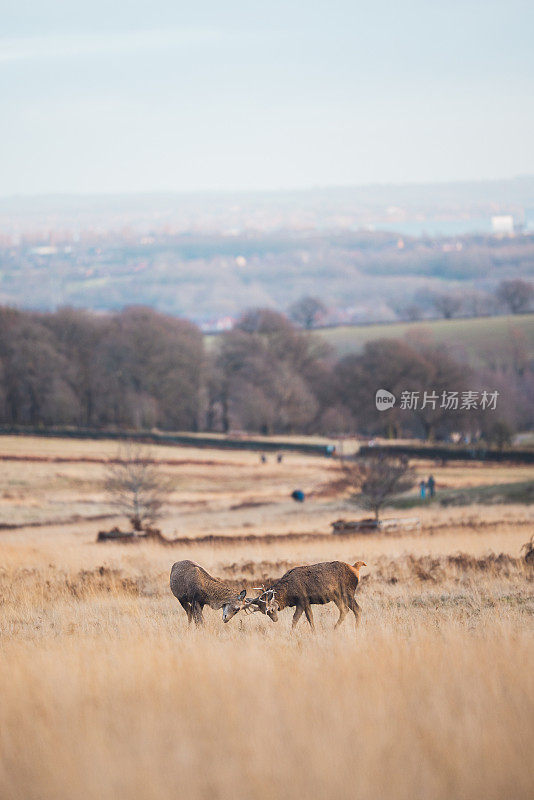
304 604 315 631
292 604 304 630
334 601 349 629
179 599 193 624
192 601 204 626
349 598 362 627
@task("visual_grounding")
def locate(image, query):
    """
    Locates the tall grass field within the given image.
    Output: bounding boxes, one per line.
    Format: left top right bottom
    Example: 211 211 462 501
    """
0 437 533 800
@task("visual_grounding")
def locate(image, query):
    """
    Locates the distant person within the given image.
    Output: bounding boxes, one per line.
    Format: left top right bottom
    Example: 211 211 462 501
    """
277 453 283 464
291 489 305 503
419 480 426 499
427 475 435 498
260 454 267 464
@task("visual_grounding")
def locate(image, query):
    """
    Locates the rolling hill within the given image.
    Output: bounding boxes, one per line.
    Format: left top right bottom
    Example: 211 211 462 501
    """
317 314 534 365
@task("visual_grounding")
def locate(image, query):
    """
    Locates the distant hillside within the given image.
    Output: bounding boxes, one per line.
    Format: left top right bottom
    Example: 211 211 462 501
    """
1 176 534 235
318 314 534 366
1 229 533 324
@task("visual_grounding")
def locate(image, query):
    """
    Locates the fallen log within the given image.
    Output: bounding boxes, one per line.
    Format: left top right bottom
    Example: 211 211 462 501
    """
331 517 421 534
97 527 137 543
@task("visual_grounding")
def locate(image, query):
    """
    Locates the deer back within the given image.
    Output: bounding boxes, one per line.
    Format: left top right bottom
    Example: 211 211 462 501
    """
273 561 362 605
170 560 243 610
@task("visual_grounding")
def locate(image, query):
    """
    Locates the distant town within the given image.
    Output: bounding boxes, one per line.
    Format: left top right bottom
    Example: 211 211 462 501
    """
0 178 533 328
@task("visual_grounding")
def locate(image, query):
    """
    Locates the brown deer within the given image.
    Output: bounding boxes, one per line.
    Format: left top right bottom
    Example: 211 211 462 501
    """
170 560 248 625
243 561 367 631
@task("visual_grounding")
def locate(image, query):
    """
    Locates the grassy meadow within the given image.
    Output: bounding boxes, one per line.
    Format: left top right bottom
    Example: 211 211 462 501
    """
0 435 533 800
318 313 534 363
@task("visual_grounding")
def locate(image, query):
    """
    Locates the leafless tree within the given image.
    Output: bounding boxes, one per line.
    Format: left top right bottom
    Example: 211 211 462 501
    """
343 455 416 521
236 308 293 334
289 296 327 329
402 303 423 321
496 279 534 314
105 442 174 531
431 292 463 319
462 290 496 318
213 309 328 434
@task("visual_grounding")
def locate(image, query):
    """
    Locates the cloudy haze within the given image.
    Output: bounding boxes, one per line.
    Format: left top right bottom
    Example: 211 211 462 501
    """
2 0 533 195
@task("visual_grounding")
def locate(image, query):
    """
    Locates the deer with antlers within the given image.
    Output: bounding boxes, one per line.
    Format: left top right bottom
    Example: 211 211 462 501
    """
242 560 367 631
170 560 248 625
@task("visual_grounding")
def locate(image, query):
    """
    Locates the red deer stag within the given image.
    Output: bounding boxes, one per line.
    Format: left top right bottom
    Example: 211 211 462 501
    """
244 561 367 631
170 560 248 625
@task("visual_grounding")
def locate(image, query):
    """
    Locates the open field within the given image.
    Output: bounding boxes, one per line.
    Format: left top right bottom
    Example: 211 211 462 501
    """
0 435 532 534
0 436 533 800
318 313 534 363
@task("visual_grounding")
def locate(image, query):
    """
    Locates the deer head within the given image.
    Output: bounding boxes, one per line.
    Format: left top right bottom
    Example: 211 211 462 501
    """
244 588 279 622
222 589 248 623
353 561 367 578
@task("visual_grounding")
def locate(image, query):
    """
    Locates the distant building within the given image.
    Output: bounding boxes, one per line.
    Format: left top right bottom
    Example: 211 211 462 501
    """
30 245 58 255
200 316 235 333
491 215 515 235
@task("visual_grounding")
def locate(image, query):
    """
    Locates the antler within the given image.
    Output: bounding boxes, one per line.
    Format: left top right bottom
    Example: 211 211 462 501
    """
243 586 276 614
255 587 275 601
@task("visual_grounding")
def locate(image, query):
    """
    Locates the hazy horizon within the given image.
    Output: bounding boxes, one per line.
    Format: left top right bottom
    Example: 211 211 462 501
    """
2 1 534 196
1 174 534 202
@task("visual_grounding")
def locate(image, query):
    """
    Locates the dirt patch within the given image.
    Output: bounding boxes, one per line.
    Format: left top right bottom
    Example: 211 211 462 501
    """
96 527 329 547
308 476 351 498
229 500 271 510
0 454 237 467
0 513 118 531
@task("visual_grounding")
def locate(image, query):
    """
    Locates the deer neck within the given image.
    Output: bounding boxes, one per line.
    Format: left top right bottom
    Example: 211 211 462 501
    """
206 577 237 610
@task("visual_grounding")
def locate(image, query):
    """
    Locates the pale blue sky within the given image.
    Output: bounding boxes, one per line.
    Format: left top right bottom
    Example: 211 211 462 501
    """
1 0 533 195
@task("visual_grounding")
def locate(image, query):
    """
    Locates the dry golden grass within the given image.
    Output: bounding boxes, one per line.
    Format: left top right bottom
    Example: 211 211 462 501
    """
1 551 533 800
1 436 533 800
0 435 532 538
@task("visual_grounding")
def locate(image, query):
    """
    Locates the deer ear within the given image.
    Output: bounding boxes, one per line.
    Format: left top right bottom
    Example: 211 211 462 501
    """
238 589 246 600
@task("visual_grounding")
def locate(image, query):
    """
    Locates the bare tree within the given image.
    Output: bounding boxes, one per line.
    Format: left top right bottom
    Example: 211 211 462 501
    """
289 296 327 329
431 292 463 319
105 442 174 530
214 309 328 434
236 308 292 334
462 290 496 318
496 279 534 314
343 455 416 521
402 303 423 321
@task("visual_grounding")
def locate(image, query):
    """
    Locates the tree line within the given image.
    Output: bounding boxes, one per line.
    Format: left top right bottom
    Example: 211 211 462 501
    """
0 305 531 442
288 279 534 329
3 229 533 326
